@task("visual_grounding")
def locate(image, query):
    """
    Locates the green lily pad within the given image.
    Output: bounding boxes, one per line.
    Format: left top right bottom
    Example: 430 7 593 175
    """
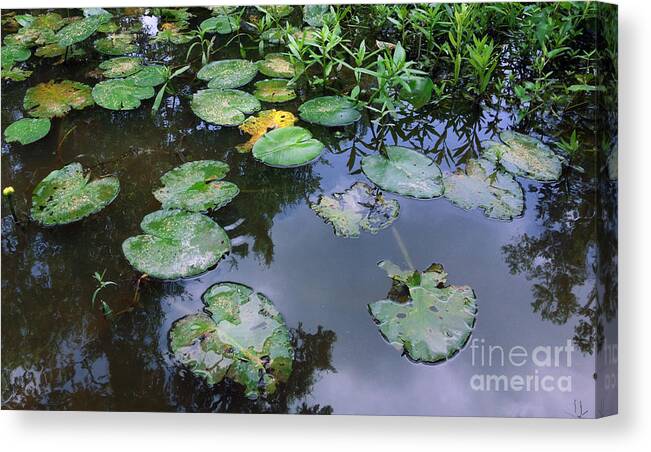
152 23 193 44
303 5 334 27
399 76 434 109
298 96 361 127
252 126 324 168
23 80 94 118
200 15 240 34
153 160 239 212
1 66 32 81
362 146 443 199
99 56 143 78
31 162 120 226
97 21 120 33
126 65 167 87
34 43 66 58
4 118 51 145
169 282 293 398
122 209 230 280
311 182 400 238
257 5 294 19
93 33 137 55
56 14 107 47
92 79 154 111
197 59 258 89
1 45 31 69
369 261 478 364
443 159 524 220
191 89 261 126
482 131 563 181
257 53 295 78
253 79 296 103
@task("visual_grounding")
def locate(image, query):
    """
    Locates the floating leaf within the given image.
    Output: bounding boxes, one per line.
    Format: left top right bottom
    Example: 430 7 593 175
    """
200 15 240 34
443 159 524 220
169 282 293 398
23 80 94 118
97 21 120 33
257 5 294 19
303 5 334 27
1 66 32 81
92 78 155 110
369 261 478 364
56 14 107 47
399 76 434 109
126 65 167 87
311 182 400 238
482 131 563 181
155 8 193 23
191 88 261 126
362 146 443 199
93 33 137 55
99 56 143 78
152 22 193 44
253 79 296 103
257 53 295 78
260 27 289 44
122 209 230 280
298 96 361 127
153 160 239 212
1 45 31 69
34 43 66 58
197 59 258 89
31 162 120 226
252 126 324 168
3 118 51 145
237 109 297 152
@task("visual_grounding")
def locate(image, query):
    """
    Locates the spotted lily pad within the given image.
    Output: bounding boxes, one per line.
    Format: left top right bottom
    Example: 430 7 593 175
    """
252 126 324 168
298 96 361 127
122 209 230 280
253 79 296 103
56 14 108 47
443 159 524 220
190 89 261 126
303 5 334 27
369 261 478 363
169 282 293 398
99 56 143 78
257 53 295 78
1 45 31 69
237 109 297 152
362 146 443 199
153 160 239 212
197 59 258 89
23 80 94 118
126 65 167 87
92 78 155 110
257 5 294 19
3 118 51 145
482 131 563 181
93 33 137 55
312 182 400 238
1 66 32 81
200 15 240 34
31 162 120 226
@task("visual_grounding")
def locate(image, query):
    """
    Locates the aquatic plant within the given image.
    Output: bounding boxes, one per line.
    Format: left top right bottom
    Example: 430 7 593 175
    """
253 79 296 103
196 59 258 89
190 88 261 126
3 118 51 145
91 269 116 308
237 109 297 152
298 96 361 127
149 64 190 114
23 80 94 118
252 126 324 168
92 79 154 111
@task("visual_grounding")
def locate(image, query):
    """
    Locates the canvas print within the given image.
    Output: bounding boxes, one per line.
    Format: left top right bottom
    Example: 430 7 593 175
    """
1 2 617 417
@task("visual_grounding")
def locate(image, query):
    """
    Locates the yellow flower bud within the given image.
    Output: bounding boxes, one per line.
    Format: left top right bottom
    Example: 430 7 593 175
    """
3 186 15 197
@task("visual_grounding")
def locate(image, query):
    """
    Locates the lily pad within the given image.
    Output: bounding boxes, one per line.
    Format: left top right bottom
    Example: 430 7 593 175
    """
237 109 297 152
369 261 478 363
23 80 94 118
482 131 563 181
361 146 444 199
4 118 51 145
153 160 239 212
311 182 400 238
257 53 295 78
93 33 137 55
399 76 434 109
122 209 230 280
169 282 293 398
99 56 143 78
1 45 31 69
443 159 524 220
190 89 261 126
197 59 258 89
31 162 120 226
1 66 32 81
298 96 361 127
200 15 240 34
253 79 296 103
303 5 334 27
126 65 167 87
152 23 193 44
252 126 324 168
56 14 107 47
92 78 155 110
257 5 294 19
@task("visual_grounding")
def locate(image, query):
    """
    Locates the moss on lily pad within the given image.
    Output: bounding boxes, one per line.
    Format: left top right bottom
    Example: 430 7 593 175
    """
197 59 258 89
31 162 120 226
169 282 293 399
190 88 261 126
92 78 154 110
99 56 143 78
257 53 295 78
252 126 324 168
23 80 94 118
253 79 296 103
4 118 51 145
298 96 361 127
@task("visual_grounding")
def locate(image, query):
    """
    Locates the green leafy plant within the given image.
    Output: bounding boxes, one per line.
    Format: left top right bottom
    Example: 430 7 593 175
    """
466 35 498 96
91 269 117 309
151 64 190 114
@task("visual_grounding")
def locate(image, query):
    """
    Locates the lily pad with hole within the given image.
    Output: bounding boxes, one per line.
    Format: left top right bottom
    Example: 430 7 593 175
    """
169 282 293 398
303 5 334 27
3 118 51 145
443 159 524 220
311 182 400 238
257 53 295 78
23 80 94 118
1 45 31 69
99 56 143 78
93 33 137 55
56 14 108 47
253 79 296 103
298 96 361 127
153 160 239 212
252 126 324 168
92 78 155 110
361 146 443 199
200 15 240 34
482 131 563 182
31 162 120 226
122 209 230 280
190 88 261 126
126 65 167 87
368 260 478 364
197 59 258 89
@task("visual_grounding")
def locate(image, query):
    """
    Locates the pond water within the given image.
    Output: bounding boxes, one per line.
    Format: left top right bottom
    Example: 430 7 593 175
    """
1 6 617 417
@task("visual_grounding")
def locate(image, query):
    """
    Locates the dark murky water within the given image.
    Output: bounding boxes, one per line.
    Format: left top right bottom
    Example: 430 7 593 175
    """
1 7 617 417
